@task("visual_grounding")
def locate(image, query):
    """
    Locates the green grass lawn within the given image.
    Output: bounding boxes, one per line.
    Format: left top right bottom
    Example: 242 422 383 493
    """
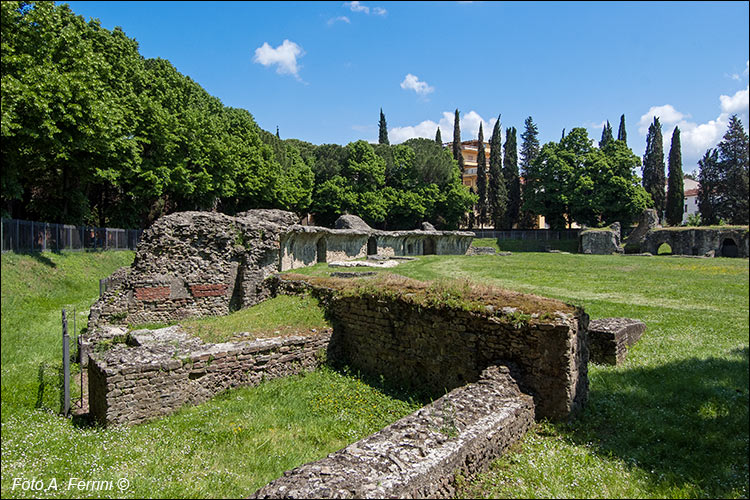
472 237 579 253
2 250 748 498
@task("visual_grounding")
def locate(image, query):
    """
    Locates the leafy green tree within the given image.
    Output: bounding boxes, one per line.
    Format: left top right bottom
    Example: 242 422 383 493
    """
378 108 389 145
342 140 386 190
642 116 665 219
716 115 749 224
525 128 649 229
312 144 347 183
617 114 627 145
476 123 488 227
488 116 507 229
599 120 614 149
502 127 520 229
697 149 720 225
665 127 684 226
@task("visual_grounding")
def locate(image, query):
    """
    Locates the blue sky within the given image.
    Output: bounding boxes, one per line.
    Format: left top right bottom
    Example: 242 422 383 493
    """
63 1 749 172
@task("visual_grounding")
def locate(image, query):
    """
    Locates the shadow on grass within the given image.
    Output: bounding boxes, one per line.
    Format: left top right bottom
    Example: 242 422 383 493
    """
568 347 749 497
326 361 434 408
25 250 58 267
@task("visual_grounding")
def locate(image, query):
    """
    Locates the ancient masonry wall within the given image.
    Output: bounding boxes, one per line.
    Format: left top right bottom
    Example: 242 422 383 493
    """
642 227 749 257
252 365 535 499
274 276 589 422
588 317 646 365
88 327 330 426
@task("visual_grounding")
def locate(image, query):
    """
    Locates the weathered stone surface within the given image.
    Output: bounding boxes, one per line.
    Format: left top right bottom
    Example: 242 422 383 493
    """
251 365 534 499
466 246 497 255
86 210 475 352
334 214 372 231
273 275 589 421
580 226 622 255
624 209 661 253
588 317 646 365
421 221 436 231
641 227 748 257
88 326 331 426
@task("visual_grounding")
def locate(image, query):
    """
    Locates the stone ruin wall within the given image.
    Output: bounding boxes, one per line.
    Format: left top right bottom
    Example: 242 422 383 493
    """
641 227 749 257
251 365 535 499
88 326 331 426
86 210 474 339
274 275 589 422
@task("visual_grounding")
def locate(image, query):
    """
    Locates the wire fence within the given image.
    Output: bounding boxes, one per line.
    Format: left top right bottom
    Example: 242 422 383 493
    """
1 218 142 253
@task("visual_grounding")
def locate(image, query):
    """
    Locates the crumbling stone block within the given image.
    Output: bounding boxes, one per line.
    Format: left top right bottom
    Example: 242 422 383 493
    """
588 317 646 365
251 365 534 499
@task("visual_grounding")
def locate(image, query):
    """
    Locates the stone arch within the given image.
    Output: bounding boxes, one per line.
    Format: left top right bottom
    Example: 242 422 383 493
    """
721 238 739 258
316 237 327 263
423 237 436 255
367 236 377 256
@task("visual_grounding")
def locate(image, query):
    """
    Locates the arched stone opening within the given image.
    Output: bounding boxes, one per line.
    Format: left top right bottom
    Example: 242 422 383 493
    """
423 237 436 255
657 242 672 255
367 236 377 256
316 238 327 263
721 238 738 258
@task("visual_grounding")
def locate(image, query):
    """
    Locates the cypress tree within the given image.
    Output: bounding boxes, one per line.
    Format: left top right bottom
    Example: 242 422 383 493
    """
453 109 465 173
666 126 684 226
378 108 389 145
519 116 540 229
476 123 488 227
488 116 507 229
502 127 520 229
561 128 566 140
717 115 749 224
642 117 665 220
698 149 720 225
435 127 442 145
276 126 280 139
599 120 614 148
617 114 627 145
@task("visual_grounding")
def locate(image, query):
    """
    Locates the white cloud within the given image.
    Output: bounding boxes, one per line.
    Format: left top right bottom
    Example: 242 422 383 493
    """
253 40 305 80
345 1 369 13
388 111 498 144
637 86 749 167
637 105 688 135
344 1 386 16
400 74 434 96
327 16 350 25
720 86 749 114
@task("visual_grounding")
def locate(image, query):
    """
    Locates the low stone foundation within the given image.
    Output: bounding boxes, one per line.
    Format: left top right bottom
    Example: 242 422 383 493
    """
88 327 330 426
588 317 646 365
641 227 749 257
273 274 589 421
251 365 534 499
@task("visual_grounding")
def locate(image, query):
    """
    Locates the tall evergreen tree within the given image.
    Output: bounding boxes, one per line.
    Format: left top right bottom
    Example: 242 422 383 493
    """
476 123 488 227
697 148 720 225
717 115 749 224
452 109 465 173
276 126 280 139
378 108 389 145
435 127 442 145
519 116 541 229
599 121 614 149
488 116 507 229
617 114 627 145
666 126 684 226
502 127 520 229
642 116 666 220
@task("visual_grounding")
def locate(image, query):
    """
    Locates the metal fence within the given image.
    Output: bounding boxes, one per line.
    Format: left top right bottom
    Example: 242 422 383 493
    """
471 229 581 240
1 218 142 253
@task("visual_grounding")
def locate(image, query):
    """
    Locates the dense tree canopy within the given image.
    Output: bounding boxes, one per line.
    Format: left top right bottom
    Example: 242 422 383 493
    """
698 115 749 225
642 117 665 219
523 128 650 229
